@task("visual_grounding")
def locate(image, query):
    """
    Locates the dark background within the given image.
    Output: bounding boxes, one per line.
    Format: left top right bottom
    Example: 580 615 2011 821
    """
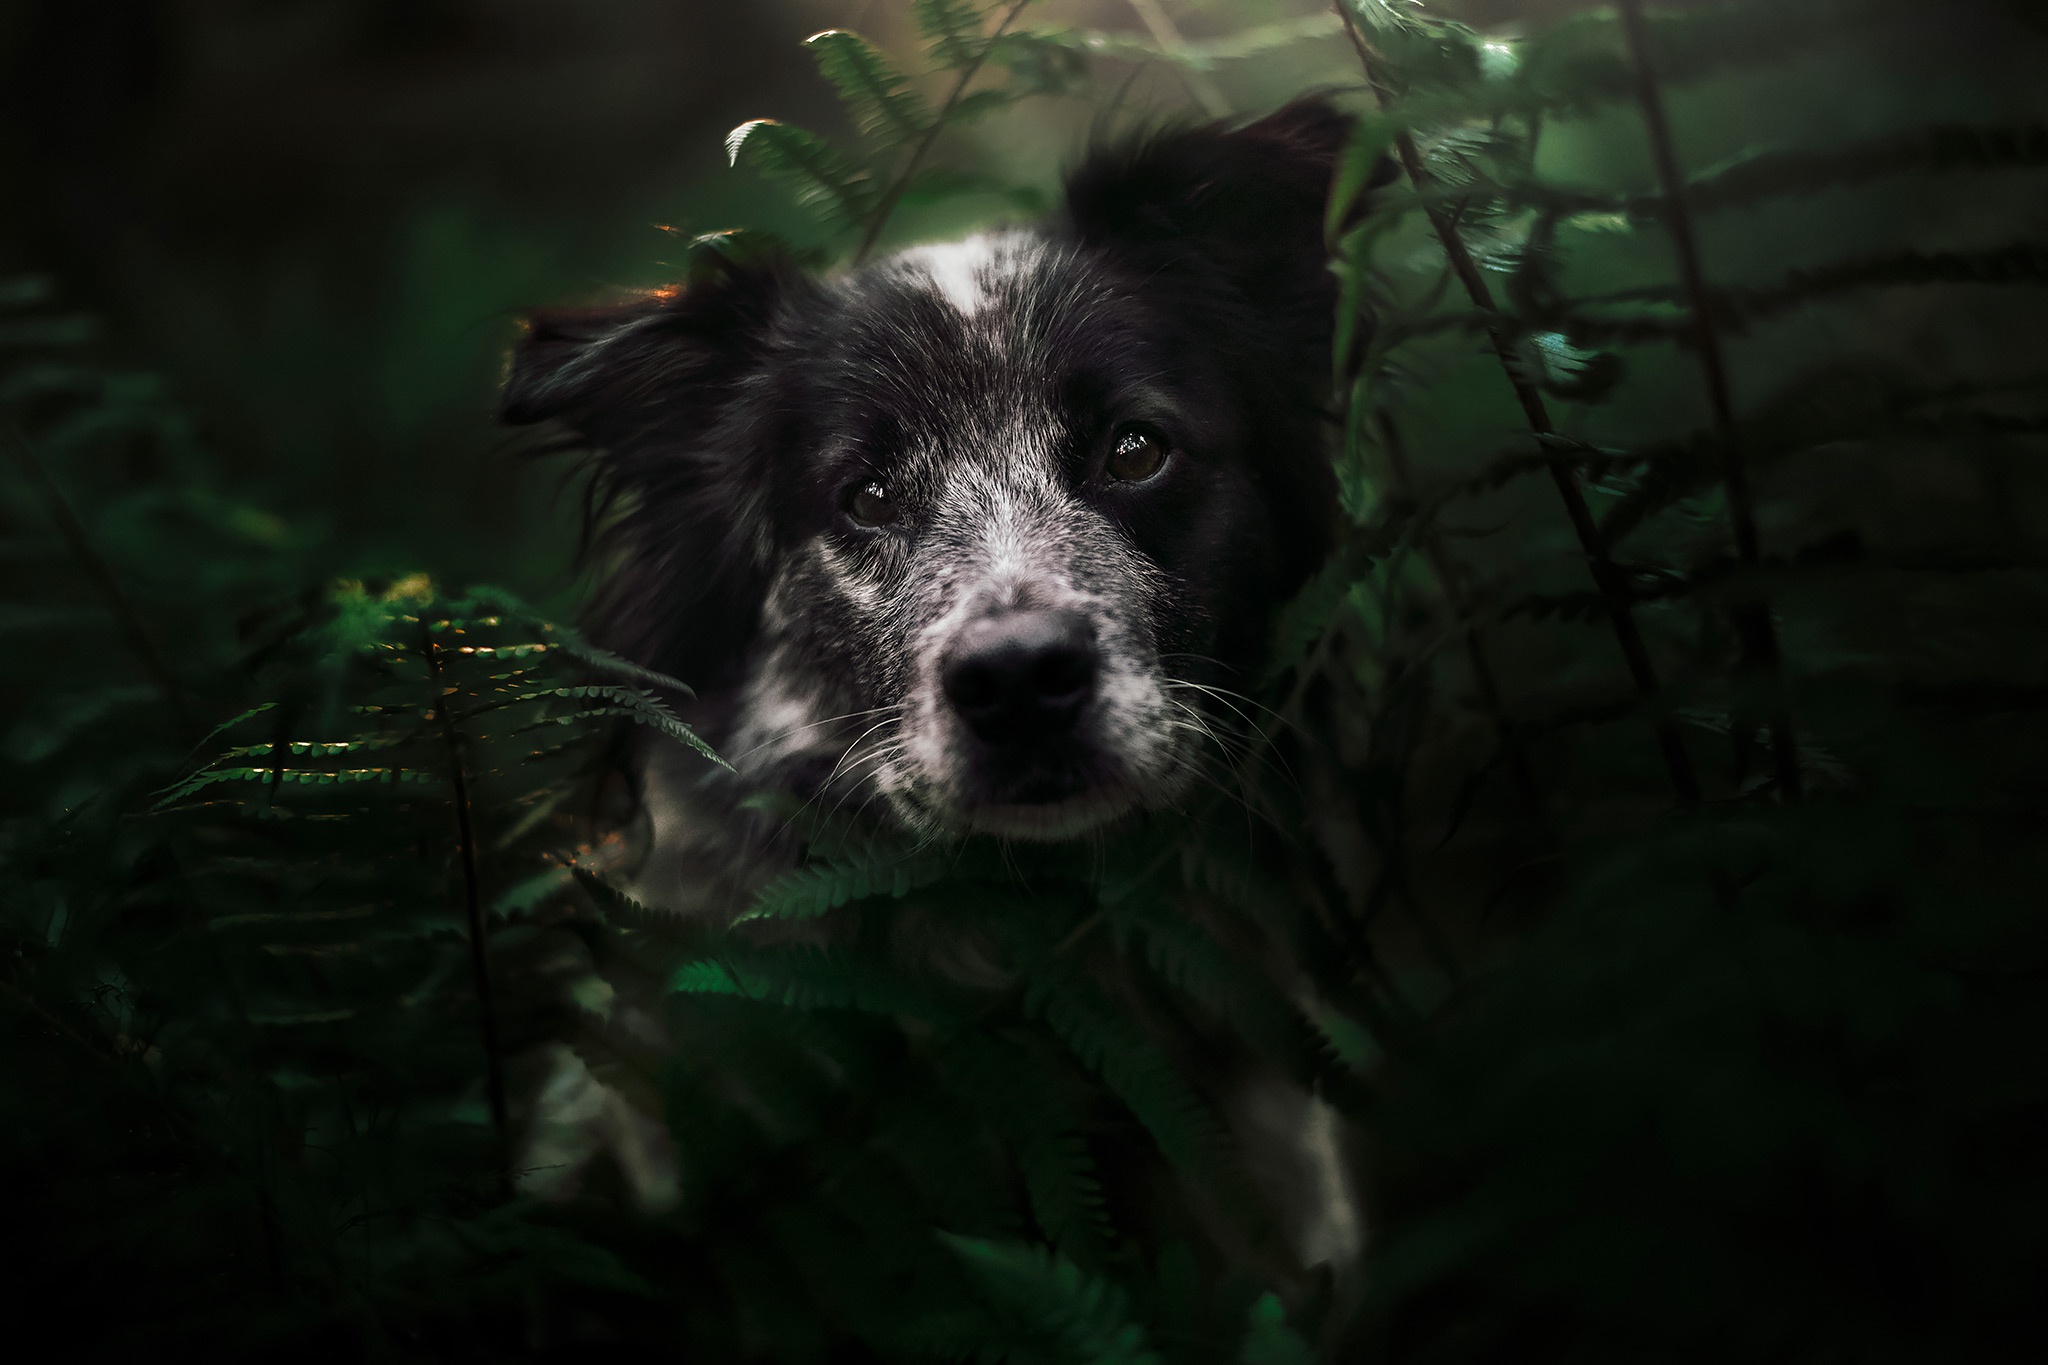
6 3 2047 1359
0 0 1411 592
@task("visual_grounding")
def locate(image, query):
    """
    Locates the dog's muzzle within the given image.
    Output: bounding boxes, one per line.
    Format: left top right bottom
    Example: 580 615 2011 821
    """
940 609 1100 803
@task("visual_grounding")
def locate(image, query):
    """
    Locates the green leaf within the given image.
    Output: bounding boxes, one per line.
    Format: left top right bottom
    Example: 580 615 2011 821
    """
725 118 875 229
806 30 933 144
913 0 993 69
449 585 698 697
940 1033 1113 1262
739 840 967 922
671 959 748 995
1239 1293 1314 1365
1263 524 1388 686
1026 960 1220 1172
1325 115 1397 250
940 1234 1163 1365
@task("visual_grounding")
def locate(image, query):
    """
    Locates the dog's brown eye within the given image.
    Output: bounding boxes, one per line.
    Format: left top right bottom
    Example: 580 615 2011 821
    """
846 478 897 527
1107 426 1168 483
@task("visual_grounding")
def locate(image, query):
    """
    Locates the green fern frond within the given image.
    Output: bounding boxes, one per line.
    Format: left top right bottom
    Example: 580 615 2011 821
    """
913 0 993 69
940 1234 1163 1365
1263 527 1385 685
1238 1293 1315 1365
673 947 964 1023
1680 124 2048 216
1025 960 1220 1173
725 119 876 229
1711 241 2048 327
806 30 933 143
939 1032 1114 1262
493 683 724 766
738 839 976 922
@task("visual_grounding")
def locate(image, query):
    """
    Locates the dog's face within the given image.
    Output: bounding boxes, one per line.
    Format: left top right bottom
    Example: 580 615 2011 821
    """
504 101 1353 840
731 229 1278 838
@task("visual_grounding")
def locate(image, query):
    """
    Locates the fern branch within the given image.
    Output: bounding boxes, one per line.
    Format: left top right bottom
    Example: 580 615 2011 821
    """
1617 0 1800 800
422 631 510 1162
852 0 1035 265
1336 1 1703 804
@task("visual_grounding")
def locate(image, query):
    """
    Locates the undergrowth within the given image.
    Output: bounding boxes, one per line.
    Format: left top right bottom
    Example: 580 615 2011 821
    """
4 1 2046 1360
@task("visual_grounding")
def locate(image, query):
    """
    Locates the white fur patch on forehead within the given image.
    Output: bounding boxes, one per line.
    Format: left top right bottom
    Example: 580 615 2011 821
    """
894 231 1039 321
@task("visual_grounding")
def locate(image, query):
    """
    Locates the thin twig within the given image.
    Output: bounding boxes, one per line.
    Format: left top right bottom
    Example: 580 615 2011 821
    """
1616 0 1801 801
1334 2 1702 804
2 417 200 738
1126 0 1231 116
852 0 1036 265
423 632 511 1156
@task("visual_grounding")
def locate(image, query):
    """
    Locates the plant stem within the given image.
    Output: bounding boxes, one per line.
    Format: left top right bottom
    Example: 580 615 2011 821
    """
1616 0 1801 800
1334 3 1702 804
1126 0 1231 116
2 418 200 738
852 0 1035 265
423 632 511 1156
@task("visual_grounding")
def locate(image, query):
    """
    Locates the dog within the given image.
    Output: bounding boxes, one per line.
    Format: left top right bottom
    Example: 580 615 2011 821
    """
499 97 1364 1278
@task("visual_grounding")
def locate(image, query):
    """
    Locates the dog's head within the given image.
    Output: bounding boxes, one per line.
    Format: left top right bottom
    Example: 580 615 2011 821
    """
504 100 1355 840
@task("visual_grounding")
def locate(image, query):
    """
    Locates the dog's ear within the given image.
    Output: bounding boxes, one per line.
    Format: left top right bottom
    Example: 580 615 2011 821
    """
1065 98 1369 609
1062 97 1358 364
502 253 791 447
503 253 806 690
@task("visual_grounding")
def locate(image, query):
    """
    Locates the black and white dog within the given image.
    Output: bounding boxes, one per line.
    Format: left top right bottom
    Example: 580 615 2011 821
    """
501 98 1362 1261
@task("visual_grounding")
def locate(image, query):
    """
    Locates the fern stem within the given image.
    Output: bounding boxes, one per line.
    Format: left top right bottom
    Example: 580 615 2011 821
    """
423 632 511 1157
852 0 1035 265
1335 3 1702 804
1 417 199 738
1616 0 1802 801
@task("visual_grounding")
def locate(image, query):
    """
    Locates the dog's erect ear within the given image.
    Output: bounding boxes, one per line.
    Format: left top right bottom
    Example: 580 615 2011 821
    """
502 253 806 690
1062 97 1357 360
1064 98 1365 609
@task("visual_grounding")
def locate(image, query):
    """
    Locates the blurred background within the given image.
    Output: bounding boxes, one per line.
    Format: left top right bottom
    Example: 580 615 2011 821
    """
0 0 1392 596
5 0 2034 597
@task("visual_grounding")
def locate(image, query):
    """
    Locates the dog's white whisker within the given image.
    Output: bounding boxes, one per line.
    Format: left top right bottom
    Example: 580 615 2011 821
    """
725 703 905 766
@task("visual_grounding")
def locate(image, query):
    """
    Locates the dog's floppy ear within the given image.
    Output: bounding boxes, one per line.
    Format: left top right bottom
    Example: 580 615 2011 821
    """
1062 96 1357 366
502 251 791 449
503 252 807 690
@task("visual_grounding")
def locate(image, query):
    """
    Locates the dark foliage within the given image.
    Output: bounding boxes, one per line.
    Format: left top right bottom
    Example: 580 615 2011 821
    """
4 1 2046 1361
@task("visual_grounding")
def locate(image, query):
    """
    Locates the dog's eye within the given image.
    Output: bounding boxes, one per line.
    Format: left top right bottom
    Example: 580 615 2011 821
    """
845 478 898 528
1106 426 1168 483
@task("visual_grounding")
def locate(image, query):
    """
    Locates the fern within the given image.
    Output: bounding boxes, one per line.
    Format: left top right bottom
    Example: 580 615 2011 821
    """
807 29 935 143
942 1234 1164 1365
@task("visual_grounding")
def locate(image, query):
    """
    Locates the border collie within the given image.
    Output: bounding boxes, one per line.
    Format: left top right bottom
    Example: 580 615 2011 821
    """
500 98 1361 1261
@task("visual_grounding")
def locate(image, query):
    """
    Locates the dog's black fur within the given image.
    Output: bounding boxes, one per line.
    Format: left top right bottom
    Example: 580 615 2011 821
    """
504 99 1350 845
499 98 1365 1269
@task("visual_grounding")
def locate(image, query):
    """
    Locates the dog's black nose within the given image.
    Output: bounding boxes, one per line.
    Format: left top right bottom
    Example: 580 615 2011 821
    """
942 610 1097 743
